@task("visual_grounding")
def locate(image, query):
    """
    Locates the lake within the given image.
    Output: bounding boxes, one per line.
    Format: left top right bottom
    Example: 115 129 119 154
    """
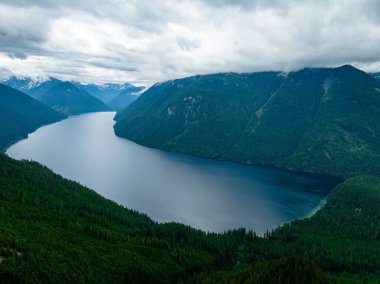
6 112 341 233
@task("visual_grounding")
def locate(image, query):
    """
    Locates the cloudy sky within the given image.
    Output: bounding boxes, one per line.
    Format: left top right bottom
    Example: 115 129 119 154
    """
0 0 380 86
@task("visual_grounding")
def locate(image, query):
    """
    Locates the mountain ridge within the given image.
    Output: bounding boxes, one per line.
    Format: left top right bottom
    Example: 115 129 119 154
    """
71 81 143 103
114 65 380 178
34 81 110 115
2 76 143 106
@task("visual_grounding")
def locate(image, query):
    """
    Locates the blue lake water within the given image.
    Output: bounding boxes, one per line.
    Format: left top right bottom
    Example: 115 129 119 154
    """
7 112 341 233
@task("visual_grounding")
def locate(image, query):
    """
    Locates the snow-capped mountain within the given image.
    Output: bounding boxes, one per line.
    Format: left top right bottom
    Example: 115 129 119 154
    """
1 76 64 97
71 82 143 102
1 76 45 94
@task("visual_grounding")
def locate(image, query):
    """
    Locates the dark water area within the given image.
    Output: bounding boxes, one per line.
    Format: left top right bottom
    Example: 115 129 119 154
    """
7 112 341 233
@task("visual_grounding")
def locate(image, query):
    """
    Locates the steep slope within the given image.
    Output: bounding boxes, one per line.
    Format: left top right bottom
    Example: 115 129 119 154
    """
108 86 144 110
72 82 140 102
0 154 217 283
0 84 66 152
27 77 64 97
35 81 110 115
114 72 284 150
114 65 380 178
0 154 379 282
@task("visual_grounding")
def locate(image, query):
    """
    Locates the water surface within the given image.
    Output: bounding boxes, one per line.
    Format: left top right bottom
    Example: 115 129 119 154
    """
7 112 341 233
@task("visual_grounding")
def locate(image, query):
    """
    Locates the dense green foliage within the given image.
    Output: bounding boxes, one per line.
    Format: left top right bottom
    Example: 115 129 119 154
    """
0 155 218 283
34 81 110 115
190 256 331 284
0 154 379 283
115 65 380 178
191 176 380 283
0 84 65 152
251 176 380 274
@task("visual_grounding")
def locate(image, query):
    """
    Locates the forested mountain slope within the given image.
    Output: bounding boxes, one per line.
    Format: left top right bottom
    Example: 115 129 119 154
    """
0 154 379 283
0 84 65 152
114 65 380 178
34 81 110 115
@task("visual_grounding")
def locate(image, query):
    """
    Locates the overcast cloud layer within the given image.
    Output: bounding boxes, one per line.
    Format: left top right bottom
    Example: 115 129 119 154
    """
0 0 380 85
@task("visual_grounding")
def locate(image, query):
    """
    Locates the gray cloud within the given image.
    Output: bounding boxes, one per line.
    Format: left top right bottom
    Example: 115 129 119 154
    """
0 0 380 85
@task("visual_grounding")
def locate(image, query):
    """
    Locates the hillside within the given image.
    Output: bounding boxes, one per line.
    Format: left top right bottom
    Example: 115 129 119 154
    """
0 154 379 283
34 81 110 115
114 65 380 178
0 84 65 152
108 86 144 110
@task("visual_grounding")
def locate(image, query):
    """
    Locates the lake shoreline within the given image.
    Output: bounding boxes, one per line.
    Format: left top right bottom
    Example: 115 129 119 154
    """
6 112 343 234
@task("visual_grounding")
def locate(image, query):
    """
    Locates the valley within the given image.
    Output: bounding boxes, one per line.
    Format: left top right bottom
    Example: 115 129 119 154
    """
1 1 380 282
0 66 379 283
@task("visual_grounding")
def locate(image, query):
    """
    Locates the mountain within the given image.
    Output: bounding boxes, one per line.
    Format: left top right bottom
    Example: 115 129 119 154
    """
27 77 64 97
1 76 43 94
72 82 142 103
0 153 379 282
2 76 63 97
2 77 145 110
114 65 380 178
1 69 379 283
34 81 110 115
0 84 65 151
107 86 144 110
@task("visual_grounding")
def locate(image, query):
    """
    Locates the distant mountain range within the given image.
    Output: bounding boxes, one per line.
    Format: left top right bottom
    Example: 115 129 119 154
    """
1 76 144 113
108 86 144 110
0 83 65 151
114 65 380 178
71 81 143 103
